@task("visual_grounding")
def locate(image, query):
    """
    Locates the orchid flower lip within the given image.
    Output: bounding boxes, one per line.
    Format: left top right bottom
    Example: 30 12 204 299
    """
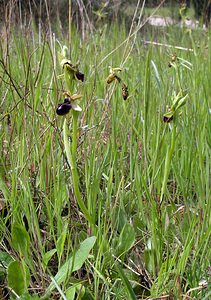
163 115 173 123
56 102 72 115
75 71 84 82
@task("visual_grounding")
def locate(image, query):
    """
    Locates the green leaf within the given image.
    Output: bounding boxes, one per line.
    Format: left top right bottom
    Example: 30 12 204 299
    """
11 222 30 257
116 265 138 300
46 236 96 294
56 223 68 264
116 224 135 257
66 287 76 300
42 249 57 267
7 260 30 296
0 251 14 279
144 248 156 274
75 284 85 298
116 208 128 232
66 284 85 300
0 251 14 268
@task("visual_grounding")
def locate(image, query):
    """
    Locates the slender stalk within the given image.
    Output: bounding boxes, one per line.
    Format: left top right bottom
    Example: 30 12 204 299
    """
160 123 176 204
63 118 93 224
72 110 78 161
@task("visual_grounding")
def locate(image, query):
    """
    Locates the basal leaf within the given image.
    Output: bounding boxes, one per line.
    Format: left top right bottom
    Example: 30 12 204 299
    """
7 260 30 296
46 236 96 294
116 224 135 257
11 222 30 257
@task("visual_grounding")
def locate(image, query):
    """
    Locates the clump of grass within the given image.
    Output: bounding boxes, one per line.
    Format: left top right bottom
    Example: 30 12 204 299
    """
0 3 211 300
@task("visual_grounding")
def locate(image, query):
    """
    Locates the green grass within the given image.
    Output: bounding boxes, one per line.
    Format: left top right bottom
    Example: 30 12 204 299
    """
0 17 211 300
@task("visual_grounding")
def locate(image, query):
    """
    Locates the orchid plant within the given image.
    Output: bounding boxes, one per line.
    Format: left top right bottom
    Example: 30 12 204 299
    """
57 45 92 225
160 53 190 205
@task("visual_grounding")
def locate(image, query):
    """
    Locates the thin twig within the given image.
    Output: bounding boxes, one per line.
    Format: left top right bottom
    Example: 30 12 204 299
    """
141 40 194 52
97 0 166 69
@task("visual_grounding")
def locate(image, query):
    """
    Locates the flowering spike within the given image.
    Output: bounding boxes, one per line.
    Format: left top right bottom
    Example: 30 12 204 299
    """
106 66 122 84
163 91 188 123
56 45 84 115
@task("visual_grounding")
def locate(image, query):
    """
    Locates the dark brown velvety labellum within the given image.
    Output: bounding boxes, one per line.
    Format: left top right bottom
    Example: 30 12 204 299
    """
122 83 129 100
163 115 173 123
56 102 72 115
75 71 84 82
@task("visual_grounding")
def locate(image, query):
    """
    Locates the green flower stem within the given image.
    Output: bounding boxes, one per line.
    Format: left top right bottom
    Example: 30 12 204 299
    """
63 117 93 224
160 123 176 204
72 110 78 161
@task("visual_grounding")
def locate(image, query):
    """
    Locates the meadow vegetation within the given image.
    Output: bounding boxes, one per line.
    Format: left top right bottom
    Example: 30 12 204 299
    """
0 2 211 299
